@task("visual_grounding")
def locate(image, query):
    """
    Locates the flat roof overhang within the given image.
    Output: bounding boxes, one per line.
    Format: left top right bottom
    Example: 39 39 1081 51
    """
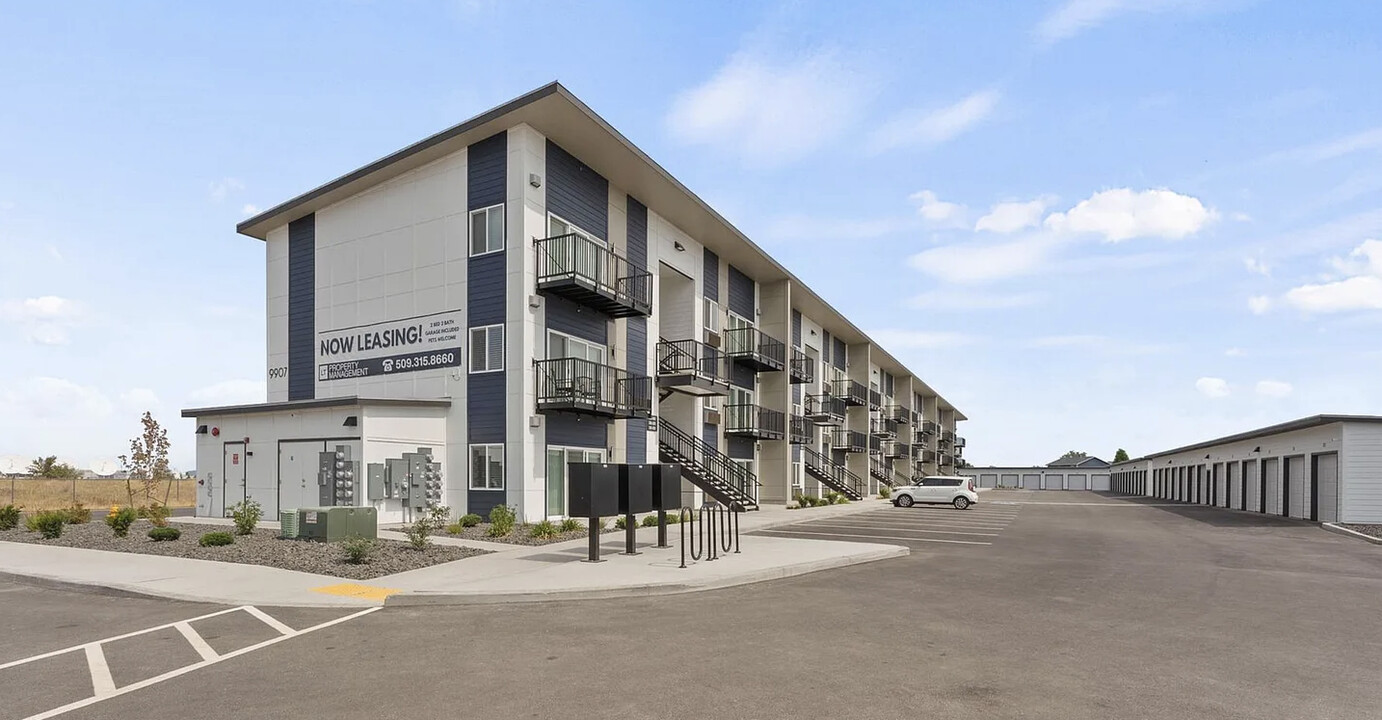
181 396 451 418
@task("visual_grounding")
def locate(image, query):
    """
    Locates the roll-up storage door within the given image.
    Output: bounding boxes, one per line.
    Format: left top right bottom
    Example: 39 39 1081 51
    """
1286 456 1307 519
999 473 1017 488
1314 453 1338 523
1022 474 1041 489
1067 474 1088 490
1092 474 1110 491
1263 458 1281 515
1044 474 1064 490
979 474 998 488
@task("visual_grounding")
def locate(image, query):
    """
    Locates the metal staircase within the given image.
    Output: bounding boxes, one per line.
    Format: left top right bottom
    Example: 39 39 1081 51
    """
802 447 864 500
658 420 760 511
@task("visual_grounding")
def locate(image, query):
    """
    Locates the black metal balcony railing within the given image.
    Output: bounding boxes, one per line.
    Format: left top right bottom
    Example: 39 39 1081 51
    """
535 233 652 318
912 432 931 448
937 435 952 448
868 433 882 453
658 420 758 508
535 357 651 419
942 430 956 443
920 420 939 436
872 417 899 438
655 338 729 396
789 414 811 444
883 441 908 459
805 393 845 425
724 404 785 441
868 388 882 410
788 347 814 384
831 429 866 453
723 327 786 372
801 447 864 500
938 452 953 466
955 436 967 449
833 379 868 407
919 449 937 464
885 405 910 424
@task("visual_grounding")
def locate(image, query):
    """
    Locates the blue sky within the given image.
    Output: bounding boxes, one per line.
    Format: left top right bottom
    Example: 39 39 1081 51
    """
2 0 1381 470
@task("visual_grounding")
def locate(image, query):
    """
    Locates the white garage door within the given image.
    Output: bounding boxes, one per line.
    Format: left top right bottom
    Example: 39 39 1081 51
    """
1091 474 1110 491
1067 474 1088 490
979 473 998 488
1286 456 1307 520
1263 458 1281 515
1243 460 1259 512
1315 453 1338 523
1000 473 1018 488
1022 474 1040 489
1044 474 1064 490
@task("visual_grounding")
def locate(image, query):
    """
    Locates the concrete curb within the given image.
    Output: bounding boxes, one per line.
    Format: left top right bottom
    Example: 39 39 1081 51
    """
384 543 909 606
1321 523 1382 545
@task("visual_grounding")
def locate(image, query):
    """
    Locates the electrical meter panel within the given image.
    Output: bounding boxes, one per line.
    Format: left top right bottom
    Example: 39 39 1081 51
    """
366 463 386 501
317 445 358 506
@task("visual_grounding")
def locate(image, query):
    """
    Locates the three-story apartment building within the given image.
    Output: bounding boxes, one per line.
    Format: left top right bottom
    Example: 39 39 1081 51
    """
182 83 966 523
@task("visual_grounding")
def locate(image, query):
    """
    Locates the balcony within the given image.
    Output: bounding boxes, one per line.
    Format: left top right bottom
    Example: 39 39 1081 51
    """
655 339 729 396
805 394 845 426
883 441 908 459
832 379 868 407
535 358 651 419
831 429 867 453
955 436 966 449
724 404 785 441
872 417 899 439
535 233 652 318
919 420 939 436
912 430 931 448
918 449 937 464
802 447 864 500
942 429 956 444
789 414 811 445
868 433 882 453
723 327 786 372
884 405 910 424
788 347 814 384
938 452 953 466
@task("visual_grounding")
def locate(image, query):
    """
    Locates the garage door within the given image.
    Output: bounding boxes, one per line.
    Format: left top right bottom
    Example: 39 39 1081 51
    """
999 473 1018 488
1263 458 1281 515
1286 456 1307 520
1067 474 1088 490
1314 453 1338 523
1091 474 1110 491
978 473 998 488
1226 463 1238 509
1022 474 1041 489
1242 460 1258 512
1044 474 1064 490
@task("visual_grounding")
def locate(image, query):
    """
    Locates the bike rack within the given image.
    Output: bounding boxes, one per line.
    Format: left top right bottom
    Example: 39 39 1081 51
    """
679 501 743 568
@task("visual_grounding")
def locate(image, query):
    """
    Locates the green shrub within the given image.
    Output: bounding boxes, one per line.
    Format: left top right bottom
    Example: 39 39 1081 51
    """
63 503 92 524
404 516 433 550
0 504 20 531
460 513 483 528
105 506 138 537
595 517 608 531
530 520 559 539
229 499 262 536
198 531 234 547
614 515 628 530
147 527 181 541
878 486 893 500
444 522 465 535
559 517 584 533
341 535 375 564
30 510 67 539
641 514 660 528
487 505 516 537
823 491 841 505
665 512 683 524
834 495 850 505
139 503 171 528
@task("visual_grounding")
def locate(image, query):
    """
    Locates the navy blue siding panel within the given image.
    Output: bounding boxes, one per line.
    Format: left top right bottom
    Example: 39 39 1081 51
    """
792 444 802 463
727 436 754 460
287 214 316 401
727 265 754 319
467 488 504 519
546 140 608 239
729 362 755 390
547 414 608 447
546 295 608 345
626 196 648 271
626 419 647 463
467 374 506 443
468 252 506 326
833 338 847 370
822 331 831 365
702 422 718 451
703 248 719 300
791 309 802 348
793 383 802 404
884 372 895 397
468 132 507 210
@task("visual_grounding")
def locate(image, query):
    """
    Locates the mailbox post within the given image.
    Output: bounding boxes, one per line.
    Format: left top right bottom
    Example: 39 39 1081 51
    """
569 463 620 563
618 464 654 555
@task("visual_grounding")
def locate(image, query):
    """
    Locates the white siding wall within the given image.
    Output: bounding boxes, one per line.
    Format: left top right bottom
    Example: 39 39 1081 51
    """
266 225 290 402
1341 422 1382 523
362 404 449 523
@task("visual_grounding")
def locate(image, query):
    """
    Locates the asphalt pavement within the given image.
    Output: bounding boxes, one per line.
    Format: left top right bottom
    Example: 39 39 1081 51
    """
6 491 1382 720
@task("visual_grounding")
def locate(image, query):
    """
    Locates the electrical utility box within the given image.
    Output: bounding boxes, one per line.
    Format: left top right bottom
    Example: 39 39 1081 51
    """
402 447 442 510
298 506 349 542
366 463 387 501
317 445 359 507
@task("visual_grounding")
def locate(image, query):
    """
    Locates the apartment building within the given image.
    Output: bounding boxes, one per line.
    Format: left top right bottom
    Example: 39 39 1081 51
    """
182 83 966 523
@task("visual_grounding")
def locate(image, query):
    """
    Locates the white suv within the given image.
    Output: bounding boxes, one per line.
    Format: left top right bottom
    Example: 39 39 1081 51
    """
893 476 978 510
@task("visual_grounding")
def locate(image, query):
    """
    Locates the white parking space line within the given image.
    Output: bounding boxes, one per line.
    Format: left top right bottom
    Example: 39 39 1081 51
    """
0 606 246 671
243 606 295 636
802 519 1010 531
82 644 115 698
173 622 219 662
792 522 998 537
835 518 1013 529
756 528 992 546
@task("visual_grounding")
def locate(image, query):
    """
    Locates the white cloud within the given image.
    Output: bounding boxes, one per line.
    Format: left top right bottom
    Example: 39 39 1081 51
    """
908 290 1043 311
209 177 244 202
47 245 64 262
120 388 162 411
1255 380 1293 398
1244 256 1271 276
1283 239 1382 313
867 329 976 350
1195 377 1230 398
908 190 965 224
1231 212 1252 222
975 198 1052 234
1224 347 1245 357
187 379 266 407
667 48 871 164
0 377 113 420
908 233 1063 283
1027 334 1170 355
1247 295 1272 314
1288 126 1382 163
1043 188 1216 242
1034 0 1213 46
241 204 260 216
0 295 85 345
870 90 1000 152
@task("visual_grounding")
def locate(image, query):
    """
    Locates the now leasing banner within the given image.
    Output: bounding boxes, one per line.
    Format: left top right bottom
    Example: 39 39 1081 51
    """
317 310 464 381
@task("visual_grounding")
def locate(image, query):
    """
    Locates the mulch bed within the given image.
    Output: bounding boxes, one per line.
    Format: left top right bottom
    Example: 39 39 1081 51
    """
0 520 489 580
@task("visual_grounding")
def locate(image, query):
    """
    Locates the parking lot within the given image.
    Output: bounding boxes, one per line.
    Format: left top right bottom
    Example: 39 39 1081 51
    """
753 502 1020 548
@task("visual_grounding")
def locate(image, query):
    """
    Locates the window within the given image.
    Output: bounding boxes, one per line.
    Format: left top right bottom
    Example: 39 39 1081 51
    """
547 330 606 365
546 447 604 517
729 387 754 407
470 204 505 256
548 214 605 247
703 298 721 334
469 325 504 373
470 444 505 490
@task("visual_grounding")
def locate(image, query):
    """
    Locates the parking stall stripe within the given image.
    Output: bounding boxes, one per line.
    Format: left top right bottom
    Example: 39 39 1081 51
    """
838 518 1013 529
756 528 992 545
82 644 115 698
793 523 999 537
0 606 249 671
243 606 296 636
173 621 219 662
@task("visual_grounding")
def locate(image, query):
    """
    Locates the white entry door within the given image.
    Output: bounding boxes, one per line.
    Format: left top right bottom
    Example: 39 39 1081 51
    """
221 442 246 518
279 441 327 513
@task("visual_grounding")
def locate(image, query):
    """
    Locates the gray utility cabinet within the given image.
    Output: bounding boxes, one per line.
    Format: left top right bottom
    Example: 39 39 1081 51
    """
298 506 377 542
317 445 359 506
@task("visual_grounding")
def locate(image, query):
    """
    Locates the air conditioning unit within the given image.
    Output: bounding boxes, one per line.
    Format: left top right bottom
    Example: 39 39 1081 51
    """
704 330 721 348
279 510 300 539
704 408 722 425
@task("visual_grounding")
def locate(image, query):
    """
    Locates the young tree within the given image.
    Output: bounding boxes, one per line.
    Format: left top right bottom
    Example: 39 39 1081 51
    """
1057 450 1089 463
119 412 172 506
1113 448 1130 463
27 456 79 478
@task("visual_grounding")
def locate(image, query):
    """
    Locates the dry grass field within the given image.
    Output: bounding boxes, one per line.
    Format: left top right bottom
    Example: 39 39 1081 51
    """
2 478 197 510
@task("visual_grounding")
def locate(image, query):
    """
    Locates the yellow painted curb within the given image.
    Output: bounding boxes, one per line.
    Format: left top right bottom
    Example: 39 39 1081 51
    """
312 583 400 602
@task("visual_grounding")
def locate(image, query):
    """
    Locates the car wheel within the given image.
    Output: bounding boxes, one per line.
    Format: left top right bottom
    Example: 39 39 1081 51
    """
953 496 970 510
896 494 914 508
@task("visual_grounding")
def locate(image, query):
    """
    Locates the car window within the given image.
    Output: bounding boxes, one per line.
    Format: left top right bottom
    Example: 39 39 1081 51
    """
945 478 964 486
920 478 942 486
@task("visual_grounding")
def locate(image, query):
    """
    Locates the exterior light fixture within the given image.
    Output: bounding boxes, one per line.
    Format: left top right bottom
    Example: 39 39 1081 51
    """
343 416 358 427
195 425 208 434
674 241 685 252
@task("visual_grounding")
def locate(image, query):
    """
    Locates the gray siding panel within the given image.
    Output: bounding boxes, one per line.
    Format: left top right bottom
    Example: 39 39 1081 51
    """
729 362 755 390
626 196 648 270
791 309 802 348
727 436 754 460
625 197 649 464
546 140 608 239
287 214 315 401
546 295 608 345
822 331 831 365
467 374 505 443
793 383 801 404
833 338 847 370
1342 424 1382 523
468 132 506 210
547 415 608 448
703 422 718 451
703 248 719 300
468 252 506 326
467 490 505 520
727 265 754 319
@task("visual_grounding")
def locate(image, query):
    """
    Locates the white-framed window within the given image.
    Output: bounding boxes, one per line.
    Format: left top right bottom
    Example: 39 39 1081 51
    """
470 444 505 490
548 214 605 247
470 204 505 256
729 386 754 407
725 312 753 355
546 446 604 517
469 325 504 373
732 458 756 478
547 330 606 365
703 298 721 334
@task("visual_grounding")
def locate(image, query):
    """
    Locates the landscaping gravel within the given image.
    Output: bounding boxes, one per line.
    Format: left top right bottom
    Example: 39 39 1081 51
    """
440 517 669 546
1341 524 1382 540
0 520 489 580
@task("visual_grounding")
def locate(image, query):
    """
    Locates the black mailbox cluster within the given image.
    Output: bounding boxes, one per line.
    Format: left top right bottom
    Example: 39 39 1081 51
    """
567 463 683 562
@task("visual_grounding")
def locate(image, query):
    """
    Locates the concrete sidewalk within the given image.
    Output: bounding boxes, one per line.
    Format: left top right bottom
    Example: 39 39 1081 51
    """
0 499 906 607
